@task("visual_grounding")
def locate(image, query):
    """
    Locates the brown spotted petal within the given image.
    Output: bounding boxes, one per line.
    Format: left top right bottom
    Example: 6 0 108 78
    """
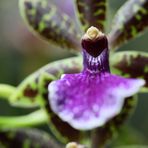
110 51 148 91
20 0 81 52
9 57 82 107
0 128 60 148
76 0 107 32
109 0 148 50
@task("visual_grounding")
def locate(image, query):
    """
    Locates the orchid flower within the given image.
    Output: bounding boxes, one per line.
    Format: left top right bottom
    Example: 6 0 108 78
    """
48 26 145 130
0 0 147 147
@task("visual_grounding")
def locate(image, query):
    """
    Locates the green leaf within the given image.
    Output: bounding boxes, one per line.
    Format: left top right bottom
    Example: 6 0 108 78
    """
19 0 81 52
75 0 107 32
109 0 148 50
110 51 148 91
0 128 60 148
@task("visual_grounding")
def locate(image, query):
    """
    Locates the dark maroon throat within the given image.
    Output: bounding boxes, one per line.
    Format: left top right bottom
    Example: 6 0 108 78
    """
82 35 108 57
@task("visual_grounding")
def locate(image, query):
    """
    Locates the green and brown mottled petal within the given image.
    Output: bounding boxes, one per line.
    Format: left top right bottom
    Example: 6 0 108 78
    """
9 56 82 107
110 51 148 91
20 0 81 52
0 128 60 148
45 103 89 145
8 56 86 144
109 0 148 50
75 0 107 32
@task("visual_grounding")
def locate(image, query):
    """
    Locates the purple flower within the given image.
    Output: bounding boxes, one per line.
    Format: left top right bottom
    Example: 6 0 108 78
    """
48 27 145 130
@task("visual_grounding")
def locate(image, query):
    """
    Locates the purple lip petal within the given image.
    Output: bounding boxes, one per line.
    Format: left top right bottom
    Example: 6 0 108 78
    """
48 72 145 130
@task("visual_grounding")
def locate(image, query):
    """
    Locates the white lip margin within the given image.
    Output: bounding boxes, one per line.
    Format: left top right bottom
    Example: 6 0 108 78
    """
48 79 145 130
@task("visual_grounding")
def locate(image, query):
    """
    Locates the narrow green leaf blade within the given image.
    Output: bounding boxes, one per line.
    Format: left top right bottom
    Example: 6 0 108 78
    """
76 0 107 32
109 0 148 50
110 51 148 91
20 0 81 52
0 128 60 148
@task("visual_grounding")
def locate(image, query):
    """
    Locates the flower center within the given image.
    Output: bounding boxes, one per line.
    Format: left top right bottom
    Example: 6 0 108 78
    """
81 26 110 73
81 26 108 58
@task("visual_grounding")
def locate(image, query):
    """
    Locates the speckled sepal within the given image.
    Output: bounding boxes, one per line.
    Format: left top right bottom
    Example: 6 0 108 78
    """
9 57 82 108
110 51 148 91
0 128 60 148
75 0 107 32
109 0 148 50
20 0 81 52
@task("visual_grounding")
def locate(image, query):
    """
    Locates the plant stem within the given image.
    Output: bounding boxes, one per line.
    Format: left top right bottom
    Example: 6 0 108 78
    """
0 84 15 100
0 109 49 129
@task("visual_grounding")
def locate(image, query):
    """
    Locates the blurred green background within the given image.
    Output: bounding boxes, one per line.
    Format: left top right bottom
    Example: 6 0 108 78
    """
0 0 147 145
